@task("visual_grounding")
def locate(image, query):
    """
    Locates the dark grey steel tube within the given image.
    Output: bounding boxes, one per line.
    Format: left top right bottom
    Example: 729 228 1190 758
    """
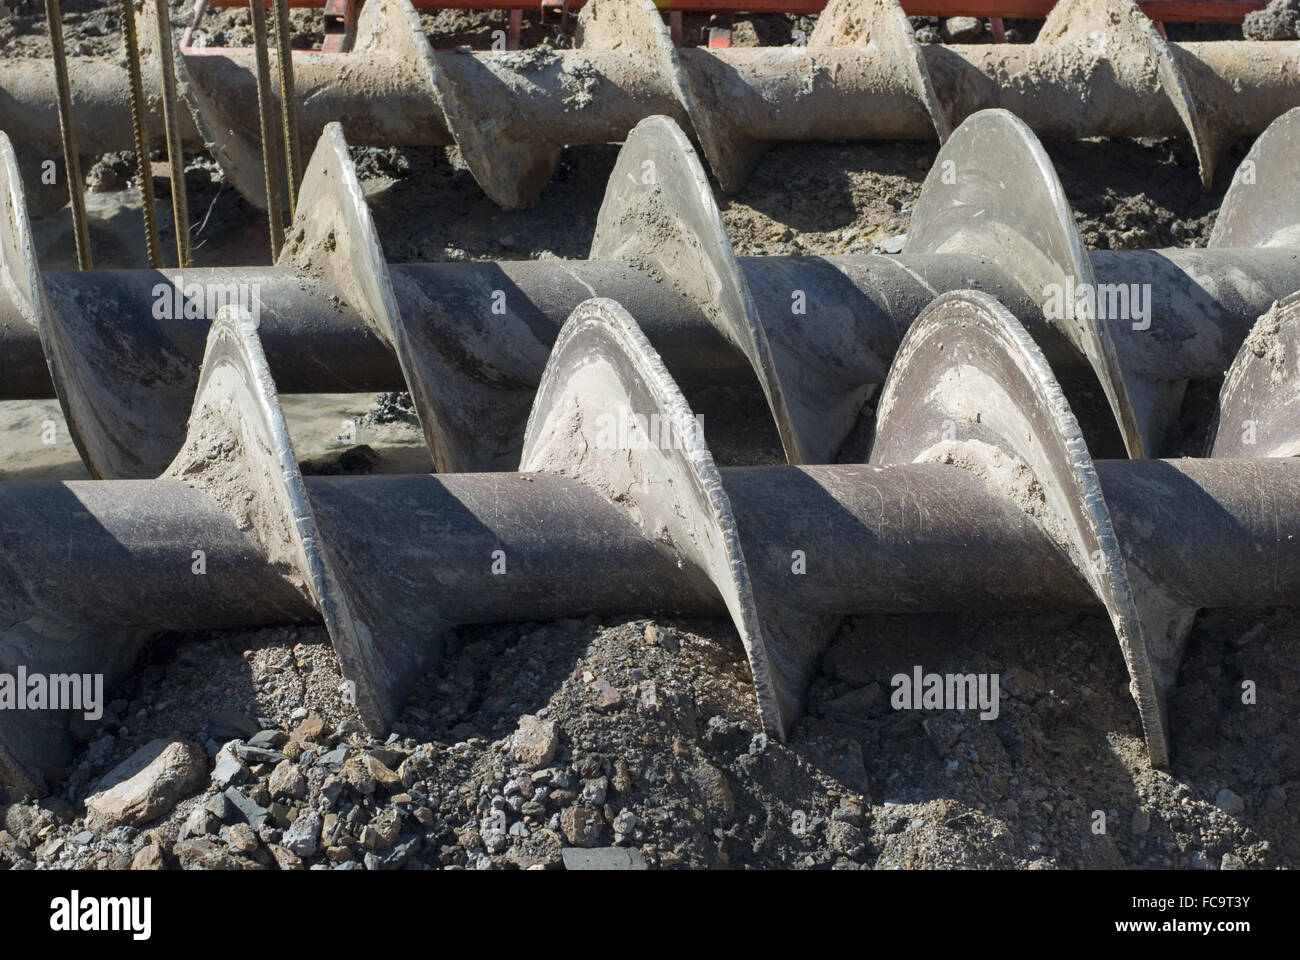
1099 457 1300 608
7 248 1300 404
3 461 1300 642
0 479 317 630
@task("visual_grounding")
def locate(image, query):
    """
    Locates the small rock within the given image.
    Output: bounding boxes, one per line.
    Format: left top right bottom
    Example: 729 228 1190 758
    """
267 802 291 829
363 754 403 789
369 746 406 769
181 805 217 839
561 847 648 870
283 809 323 858
205 792 235 822
876 234 906 255
827 820 866 859
37 837 65 860
268 760 307 801
212 754 249 790
830 739 872 797
248 729 288 751
1131 808 1151 835
222 787 269 831
292 712 328 743
267 843 303 871
224 822 259 855
590 677 623 710
173 838 263 870
560 806 603 848
657 628 681 653
692 761 735 819
315 745 349 769
399 745 437 788
612 808 639 843
941 16 983 42
342 756 377 795
320 775 345 804
638 680 660 712
1214 788 1245 817
1221 853 1246 870
130 844 165 870
362 809 402 853
511 714 558 769
365 835 420 871
506 828 563 869
479 816 509 855
581 777 608 806
833 797 864 828
84 740 207 831
234 743 285 765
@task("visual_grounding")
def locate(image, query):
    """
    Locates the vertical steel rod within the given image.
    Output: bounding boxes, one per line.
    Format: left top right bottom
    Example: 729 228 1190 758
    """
121 0 163 268
153 0 193 267
250 0 286 260
272 0 302 215
43 0 93 270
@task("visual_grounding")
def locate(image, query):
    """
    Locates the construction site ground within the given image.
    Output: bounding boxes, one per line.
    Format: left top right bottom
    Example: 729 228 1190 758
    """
0 3 1296 871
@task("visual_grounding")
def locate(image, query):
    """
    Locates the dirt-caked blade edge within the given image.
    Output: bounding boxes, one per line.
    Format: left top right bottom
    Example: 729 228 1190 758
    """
596 0 762 194
360 0 560 211
1040 0 1215 189
519 298 796 737
870 289 1171 767
591 115 804 463
162 305 393 732
1211 294 1300 459
1209 108 1300 250
810 0 951 142
905 108 1152 457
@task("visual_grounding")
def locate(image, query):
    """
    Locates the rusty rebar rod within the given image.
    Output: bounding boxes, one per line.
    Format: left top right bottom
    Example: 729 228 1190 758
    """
42 0 92 269
153 0 193 267
249 0 286 258
121 0 163 268
272 0 303 212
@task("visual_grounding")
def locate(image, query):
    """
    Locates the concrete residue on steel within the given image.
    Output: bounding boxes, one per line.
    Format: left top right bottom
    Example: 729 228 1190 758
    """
7 111 1300 485
2 0 1298 209
591 115 801 462
871 290 1170 767
518 299 786 735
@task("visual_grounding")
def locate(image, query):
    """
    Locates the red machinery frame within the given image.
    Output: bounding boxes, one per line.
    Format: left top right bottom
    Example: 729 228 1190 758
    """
185 0 1268 54
197 0 1267 20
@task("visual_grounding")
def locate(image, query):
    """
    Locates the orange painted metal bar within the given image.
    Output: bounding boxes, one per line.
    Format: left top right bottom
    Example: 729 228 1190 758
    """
205 0 1266 21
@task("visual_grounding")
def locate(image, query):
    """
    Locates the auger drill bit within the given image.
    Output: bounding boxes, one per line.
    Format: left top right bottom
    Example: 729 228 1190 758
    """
6 109 1300 480
5 292 1300 797
3 0 1299 214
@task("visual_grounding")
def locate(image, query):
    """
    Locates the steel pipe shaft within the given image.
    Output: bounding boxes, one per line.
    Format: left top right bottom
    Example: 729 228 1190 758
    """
5 249 1296 403
2 40 1294 152
5 459 1298 636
